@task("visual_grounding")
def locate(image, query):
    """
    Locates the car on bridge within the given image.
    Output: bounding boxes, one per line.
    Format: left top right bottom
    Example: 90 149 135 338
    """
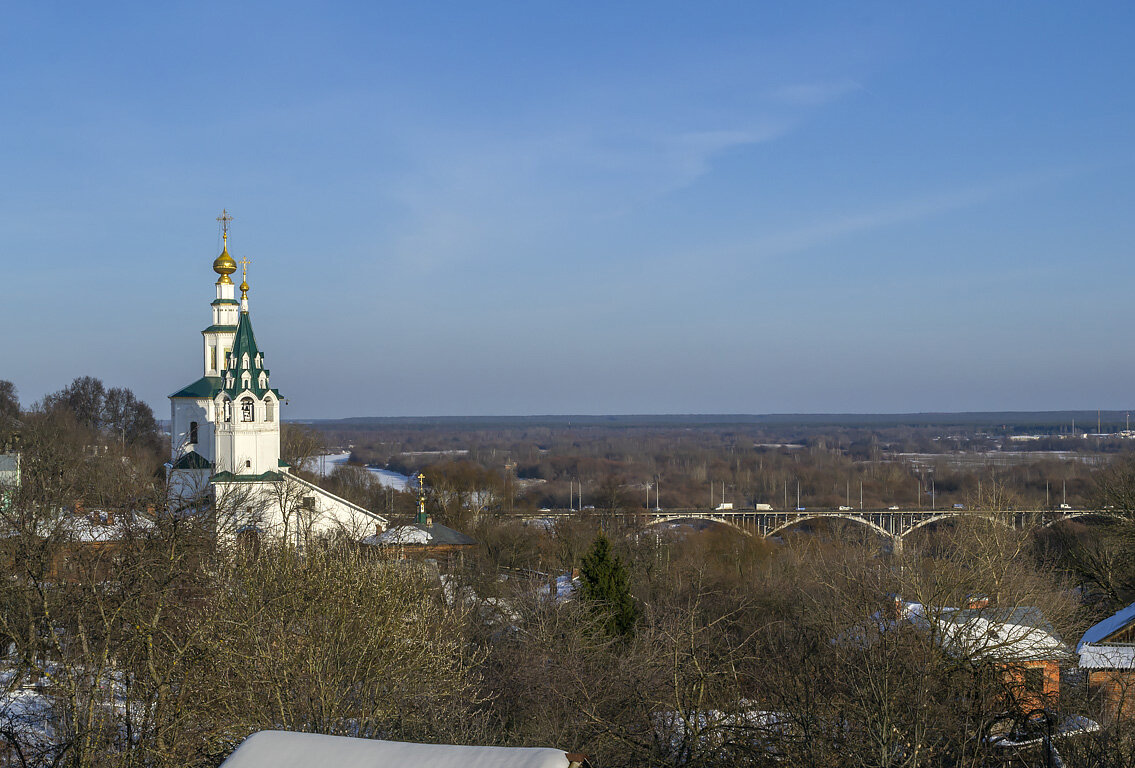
887 505 900 510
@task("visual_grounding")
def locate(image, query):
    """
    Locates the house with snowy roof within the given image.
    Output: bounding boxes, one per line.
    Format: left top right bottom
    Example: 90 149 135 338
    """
165 215 388 542
221 730 587 768
1078 602 1135 720
878 597 1073 711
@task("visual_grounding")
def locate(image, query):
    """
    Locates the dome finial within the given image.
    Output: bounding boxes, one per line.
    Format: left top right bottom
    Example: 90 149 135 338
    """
239 255 251 306
212 209 237 284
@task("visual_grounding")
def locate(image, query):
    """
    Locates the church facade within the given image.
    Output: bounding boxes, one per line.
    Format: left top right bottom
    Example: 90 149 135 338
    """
166 222 388 541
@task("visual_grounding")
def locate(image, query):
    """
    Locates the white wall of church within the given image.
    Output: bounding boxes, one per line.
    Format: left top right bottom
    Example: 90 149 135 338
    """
171 398 215 463
213 475 387 541
214 393 280 475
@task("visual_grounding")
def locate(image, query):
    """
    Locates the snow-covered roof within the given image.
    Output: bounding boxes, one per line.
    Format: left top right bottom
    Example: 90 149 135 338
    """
1077 602 1135 669
1078 602 1135 650
362 523 476 547
879 601 1071 662
221 731 580 768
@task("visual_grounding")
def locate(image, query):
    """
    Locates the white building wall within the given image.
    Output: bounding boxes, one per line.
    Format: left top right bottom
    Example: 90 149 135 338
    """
214 391 280 475
170 398 215 464
213 476 388 542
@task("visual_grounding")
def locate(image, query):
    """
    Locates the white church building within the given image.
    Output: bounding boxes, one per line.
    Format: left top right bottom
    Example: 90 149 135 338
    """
166 220 388 541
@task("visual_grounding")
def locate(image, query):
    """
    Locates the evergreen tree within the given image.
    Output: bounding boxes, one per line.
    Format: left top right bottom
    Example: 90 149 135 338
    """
578 531 638 636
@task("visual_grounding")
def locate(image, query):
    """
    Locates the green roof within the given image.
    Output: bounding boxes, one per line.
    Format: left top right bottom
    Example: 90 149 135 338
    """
210 470 283 484
201 324 238 334
278 459 291 468
171 451 213 470
222 311 274 398
170 376 224 399
211 298 240 306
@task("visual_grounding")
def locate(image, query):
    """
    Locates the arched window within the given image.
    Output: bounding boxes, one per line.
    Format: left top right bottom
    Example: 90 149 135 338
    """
241 397 255 422
223 398 232 422
242 353 249 369
189 421 198 444
242 372 251 390
265 399 275 422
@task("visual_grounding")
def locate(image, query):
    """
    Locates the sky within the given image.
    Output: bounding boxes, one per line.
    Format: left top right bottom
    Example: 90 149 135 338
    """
4 2 1135 418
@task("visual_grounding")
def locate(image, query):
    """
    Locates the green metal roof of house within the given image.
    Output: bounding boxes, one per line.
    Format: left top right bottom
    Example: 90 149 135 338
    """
170 376 224 399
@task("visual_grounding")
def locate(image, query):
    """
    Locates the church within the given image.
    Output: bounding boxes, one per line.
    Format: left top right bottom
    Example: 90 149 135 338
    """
165 216 388 542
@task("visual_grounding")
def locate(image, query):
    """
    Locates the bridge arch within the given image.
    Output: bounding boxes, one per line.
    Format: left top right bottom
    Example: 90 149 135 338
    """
644 515 753 537
902 511 1014 538
764 513 892 541
1041 511 1129 529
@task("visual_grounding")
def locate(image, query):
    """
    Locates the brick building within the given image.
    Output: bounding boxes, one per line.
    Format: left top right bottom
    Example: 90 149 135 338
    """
1078 602 1135 720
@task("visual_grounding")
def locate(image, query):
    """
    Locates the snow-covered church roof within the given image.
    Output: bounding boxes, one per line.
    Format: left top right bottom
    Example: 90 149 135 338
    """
221 730 584 768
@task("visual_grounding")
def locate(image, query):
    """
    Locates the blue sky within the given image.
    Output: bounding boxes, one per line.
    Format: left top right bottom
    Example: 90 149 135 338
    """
4 2 1135 418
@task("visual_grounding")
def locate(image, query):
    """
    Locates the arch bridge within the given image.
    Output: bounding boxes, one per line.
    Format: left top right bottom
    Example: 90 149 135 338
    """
639 507 1128 553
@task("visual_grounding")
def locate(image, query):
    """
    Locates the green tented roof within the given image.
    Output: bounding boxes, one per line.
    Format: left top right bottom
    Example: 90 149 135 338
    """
170 376 224 399
223 311 274 398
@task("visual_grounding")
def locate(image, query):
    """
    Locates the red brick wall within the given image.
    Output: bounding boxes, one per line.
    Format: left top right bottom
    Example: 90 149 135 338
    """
1089 669 1135 720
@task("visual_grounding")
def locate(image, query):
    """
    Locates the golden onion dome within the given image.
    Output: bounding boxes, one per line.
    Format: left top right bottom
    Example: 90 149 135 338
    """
213 239 237 284
239 279 249 295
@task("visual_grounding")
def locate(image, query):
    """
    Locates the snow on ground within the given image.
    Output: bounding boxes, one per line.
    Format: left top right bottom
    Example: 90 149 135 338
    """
535 574 578 603
303 453 410 491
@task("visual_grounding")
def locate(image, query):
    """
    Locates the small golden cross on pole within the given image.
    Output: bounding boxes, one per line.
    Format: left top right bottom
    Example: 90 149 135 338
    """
238 255 251 283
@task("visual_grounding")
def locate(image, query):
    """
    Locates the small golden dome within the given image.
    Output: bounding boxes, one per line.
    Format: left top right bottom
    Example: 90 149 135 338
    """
240 279 249 294
213 235 237 284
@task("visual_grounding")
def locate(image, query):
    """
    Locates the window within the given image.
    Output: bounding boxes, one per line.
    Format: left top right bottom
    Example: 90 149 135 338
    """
1024 667 1045 695
265 399 275 422
223 398 232 422
223 348 231 370
245 460 252 468
242 372 251 389
241 397 254 422
209 347 217 372
242 353 249 369
189 421 198 444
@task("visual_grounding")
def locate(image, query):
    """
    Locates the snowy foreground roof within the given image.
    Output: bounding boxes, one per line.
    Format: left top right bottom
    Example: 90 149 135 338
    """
221 731 584 768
